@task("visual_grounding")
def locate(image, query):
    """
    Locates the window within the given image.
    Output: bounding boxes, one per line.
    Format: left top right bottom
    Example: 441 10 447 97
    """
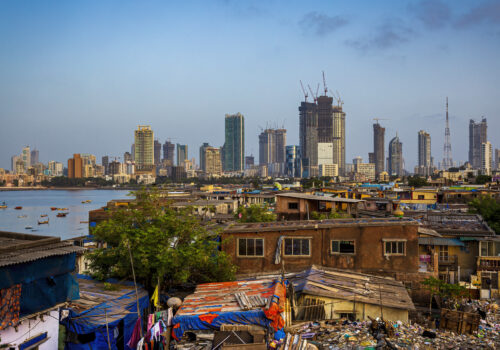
384 240 406 256
480 241 494 257
438 245 449 260
237 238 264 257
331 240 355 254
418 195 425 200
288 202 299 210
284 238 310 256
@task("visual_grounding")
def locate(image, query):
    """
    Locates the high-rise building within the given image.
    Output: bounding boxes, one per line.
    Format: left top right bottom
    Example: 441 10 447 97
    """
123 152 132 163
21 146 30 170
48 161 63 176
373 123 385 176
134 125 154 174
388 135 403 176
258 128 286 175
154 140 161 166
319 164 338 177
223 113 245 172
163 141 175 165
285 146 301 178
299 101 318 177
355 163 376 181
332 105 346 175
102 156 109 175
204 147 222 176
481 141 492 175
131 144 135 160
199 143 210 172
245 156 254 169
317 143 334 166
11 155 19 173
176 144 188 166
469 118 487 169
30 149 39 166
418 130 432 175
68 154 83 178
495 148 500 170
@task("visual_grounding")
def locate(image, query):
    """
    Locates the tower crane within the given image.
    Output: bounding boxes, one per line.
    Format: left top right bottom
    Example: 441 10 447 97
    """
299 80 308 102
329 89 344 108
308 84 318 103
322 71 328 96
373 118 390 124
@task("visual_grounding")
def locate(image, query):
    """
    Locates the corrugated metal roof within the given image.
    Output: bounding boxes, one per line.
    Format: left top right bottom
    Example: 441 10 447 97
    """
277 193 364 203
418 237 465 246
0 241 84 268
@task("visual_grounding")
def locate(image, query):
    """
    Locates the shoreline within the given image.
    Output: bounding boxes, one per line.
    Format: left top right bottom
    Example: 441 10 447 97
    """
0 187 136 191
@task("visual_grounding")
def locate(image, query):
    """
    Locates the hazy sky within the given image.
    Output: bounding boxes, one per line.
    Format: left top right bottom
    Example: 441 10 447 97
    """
1 0 499 170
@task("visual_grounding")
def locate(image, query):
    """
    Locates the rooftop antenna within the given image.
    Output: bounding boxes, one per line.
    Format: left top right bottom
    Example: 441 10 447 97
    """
322 71 328 96
299 80 308 102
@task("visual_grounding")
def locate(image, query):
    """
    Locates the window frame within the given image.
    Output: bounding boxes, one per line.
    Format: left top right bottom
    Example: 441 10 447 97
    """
237 237 265 258
330 239 356 255
288 202 299 210
283 237 312 257
383 239 406 256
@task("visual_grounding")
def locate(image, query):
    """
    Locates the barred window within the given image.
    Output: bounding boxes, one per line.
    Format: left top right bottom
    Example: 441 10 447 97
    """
284 238 310 256
331 240 355 254
238 238 264 257
384 240 405 255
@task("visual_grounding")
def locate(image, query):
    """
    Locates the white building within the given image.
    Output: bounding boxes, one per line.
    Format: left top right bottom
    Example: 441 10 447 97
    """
319 163 339 177
318 143 334 166
481 141 492 175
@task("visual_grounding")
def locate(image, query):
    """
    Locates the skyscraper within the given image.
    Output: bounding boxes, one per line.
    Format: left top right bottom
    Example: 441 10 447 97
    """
332 105 346 175
245 155 254 169
163 140 175 165
203 147 222 176
21 146 30 170
176 144 188 166
259 128 286 176
442 98 453 170
154 140 162 166
223 113 245 172
481 141 492 175
199 142 210 172
11 155 19 173
299 101 318 177
373 123 385 176
134 125 154 174
418 130 431 175
469 118 487 169
495 148 500 170
30 149 39 166
68 154 83 178
388 135 403 176
102 156 109 175
286 145 300 177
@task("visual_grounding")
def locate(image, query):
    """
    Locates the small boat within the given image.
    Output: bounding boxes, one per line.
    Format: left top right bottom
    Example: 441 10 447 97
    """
40 214 48 217
81 200 92 204
50 207 58 211
38 220 49 225
0 202 7 209
58 208 68 211
18 215 27 218
25 226 33 229
56 212 68 217
15 206 23 210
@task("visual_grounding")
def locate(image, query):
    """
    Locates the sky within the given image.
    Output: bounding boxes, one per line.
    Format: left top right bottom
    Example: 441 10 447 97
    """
1 0 499 170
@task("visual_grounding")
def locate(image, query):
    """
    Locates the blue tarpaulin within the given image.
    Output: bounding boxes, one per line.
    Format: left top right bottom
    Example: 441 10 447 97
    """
60 275 149 350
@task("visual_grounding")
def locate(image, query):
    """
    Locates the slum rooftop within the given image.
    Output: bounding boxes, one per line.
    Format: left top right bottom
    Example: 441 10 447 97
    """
277 192 365 203
416 213 495 236
0 231 84 268
224 217 418 233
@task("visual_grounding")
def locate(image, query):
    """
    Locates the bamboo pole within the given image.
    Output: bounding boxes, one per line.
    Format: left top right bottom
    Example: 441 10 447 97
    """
128 241 143 337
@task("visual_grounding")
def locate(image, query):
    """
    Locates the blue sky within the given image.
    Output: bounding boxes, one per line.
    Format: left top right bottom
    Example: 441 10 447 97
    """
1 0 499 170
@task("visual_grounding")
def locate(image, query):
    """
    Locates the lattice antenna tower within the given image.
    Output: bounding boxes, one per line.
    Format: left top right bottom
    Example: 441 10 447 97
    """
443 97 453 169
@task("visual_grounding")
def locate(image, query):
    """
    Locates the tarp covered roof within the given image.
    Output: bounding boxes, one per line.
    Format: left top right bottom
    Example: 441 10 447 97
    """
419 237 465 246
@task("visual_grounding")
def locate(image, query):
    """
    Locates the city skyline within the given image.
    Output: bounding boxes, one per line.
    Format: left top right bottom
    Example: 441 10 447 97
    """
1 0 500 169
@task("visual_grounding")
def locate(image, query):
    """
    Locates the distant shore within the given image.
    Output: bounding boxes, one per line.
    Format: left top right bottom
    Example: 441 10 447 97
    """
0 187 137 191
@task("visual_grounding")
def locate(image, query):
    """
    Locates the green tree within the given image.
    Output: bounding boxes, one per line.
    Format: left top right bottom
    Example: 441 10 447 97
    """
87 188 236 292
236 204 276 223
407 176 428 188
469 196 500 234
475 175 491 185
421 277 467 311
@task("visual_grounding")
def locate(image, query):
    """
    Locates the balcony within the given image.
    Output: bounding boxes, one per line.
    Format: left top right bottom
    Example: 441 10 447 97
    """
477 256 500 271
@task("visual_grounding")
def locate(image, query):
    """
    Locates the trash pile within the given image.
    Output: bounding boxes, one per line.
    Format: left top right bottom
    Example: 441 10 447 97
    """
282 316 500 349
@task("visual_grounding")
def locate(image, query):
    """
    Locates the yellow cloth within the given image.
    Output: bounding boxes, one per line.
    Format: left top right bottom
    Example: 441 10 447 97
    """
151 284 160 308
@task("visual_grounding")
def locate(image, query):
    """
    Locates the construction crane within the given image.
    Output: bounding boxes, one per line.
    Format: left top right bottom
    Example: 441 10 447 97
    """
322 71 328 96
373 118 390 124
308 84 318 103
329 89 344 108
299 80 308 102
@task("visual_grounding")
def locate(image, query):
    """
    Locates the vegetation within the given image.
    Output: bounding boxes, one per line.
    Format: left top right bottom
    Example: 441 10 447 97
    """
41 176 115 187
310 210 351 220
421 277 467 311
236 204 276 223
407 176 429 188
87 188 236 292
469 196 500 234
475 175 491 185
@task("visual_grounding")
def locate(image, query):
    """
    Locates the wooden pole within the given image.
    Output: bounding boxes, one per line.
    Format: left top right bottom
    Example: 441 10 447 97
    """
128 242 143 337
379 283 384 320
105 309 112 350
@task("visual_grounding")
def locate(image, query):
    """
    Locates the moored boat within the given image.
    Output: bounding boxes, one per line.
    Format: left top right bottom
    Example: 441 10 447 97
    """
15 206 23 210
0 202 7 209
40 214 48 217
17 215 27 218
56 212 68 217
25 226 33 229
50 207 58 211
38 220 49 225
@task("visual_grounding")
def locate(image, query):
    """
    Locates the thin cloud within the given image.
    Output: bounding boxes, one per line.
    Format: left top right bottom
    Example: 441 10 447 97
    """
455 1 500 28
345 19 414 52
409 0 451 30
299 12 349 36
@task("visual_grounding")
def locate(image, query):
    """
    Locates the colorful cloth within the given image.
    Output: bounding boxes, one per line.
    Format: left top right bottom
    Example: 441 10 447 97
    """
127 317 142 349
0 284 21 330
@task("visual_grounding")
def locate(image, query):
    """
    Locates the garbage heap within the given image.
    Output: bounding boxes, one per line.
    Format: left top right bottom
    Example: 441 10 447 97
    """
282 317 500 350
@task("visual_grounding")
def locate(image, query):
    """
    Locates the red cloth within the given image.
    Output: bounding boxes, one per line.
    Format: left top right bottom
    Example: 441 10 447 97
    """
127 317 142 349
198 313 218 324
0 284 21 330
263 281 286 331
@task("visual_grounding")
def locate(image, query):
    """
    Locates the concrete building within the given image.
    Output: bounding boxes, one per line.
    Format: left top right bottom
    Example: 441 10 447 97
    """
30 149 39 166
154 139 162 166
496 148 500 170
418 130 432 176
199 142 210 172
11 155 19 173
245 155 254 169
373 123 385 176
259 128 286 176
48 161 63 176
101 156 109 175
21 146 30 171
134 125 154 174
332 105 346 176
356 163 376 182
68 154 83 178
319 163 338 177
123 151 132 163
176 144 188 166
163 140 175 165
285 145 301 178
481 141 492 175
469 118 487 169
388 135 403 177
224 113 245 172
317 142 334 166
203 147 222 176
299 101 318 178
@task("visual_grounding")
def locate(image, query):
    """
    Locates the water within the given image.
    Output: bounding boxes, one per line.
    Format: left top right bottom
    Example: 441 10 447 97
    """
0 189 131 239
